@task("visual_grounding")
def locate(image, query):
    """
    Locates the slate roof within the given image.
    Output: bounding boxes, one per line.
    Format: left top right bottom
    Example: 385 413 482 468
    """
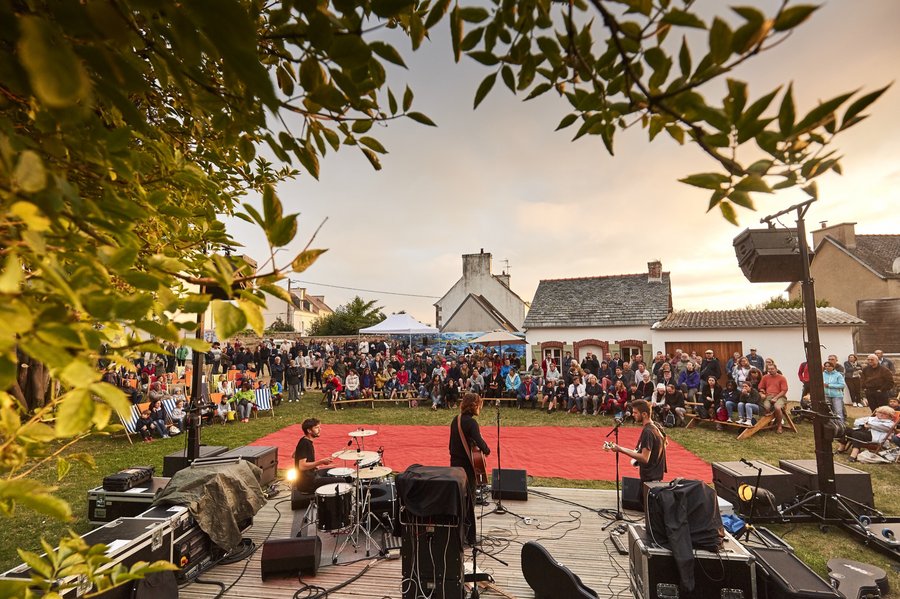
652 307 865 330
826 235 900 279
523 273 672 329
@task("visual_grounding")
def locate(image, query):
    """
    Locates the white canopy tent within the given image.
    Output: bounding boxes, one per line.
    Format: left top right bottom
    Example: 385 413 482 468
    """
359 314 438 349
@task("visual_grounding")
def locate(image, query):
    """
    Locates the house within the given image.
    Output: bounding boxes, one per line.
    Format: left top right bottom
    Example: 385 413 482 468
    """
262 286 333 335
435 250 529 332
523 261 672 365
652 308 864 396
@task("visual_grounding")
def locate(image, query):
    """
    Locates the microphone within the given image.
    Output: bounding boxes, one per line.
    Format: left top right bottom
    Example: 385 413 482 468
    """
740 458 755 468
614 417 623 426
346 439 353 447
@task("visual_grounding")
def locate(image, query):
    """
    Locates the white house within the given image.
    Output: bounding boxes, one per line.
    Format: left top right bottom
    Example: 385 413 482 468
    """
523 261 673 365
435 250 529 332
262 286 332 335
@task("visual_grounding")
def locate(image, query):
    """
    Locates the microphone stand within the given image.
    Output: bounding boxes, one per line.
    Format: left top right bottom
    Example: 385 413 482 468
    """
479 402 525 521
601 418 627 529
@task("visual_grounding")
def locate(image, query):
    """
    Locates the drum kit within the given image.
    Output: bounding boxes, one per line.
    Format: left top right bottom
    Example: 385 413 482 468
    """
312 428 399 559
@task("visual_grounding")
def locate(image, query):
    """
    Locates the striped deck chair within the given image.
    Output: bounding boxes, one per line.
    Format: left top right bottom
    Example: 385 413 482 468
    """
254 387 274 418
117 402 149 444
161 398 178 421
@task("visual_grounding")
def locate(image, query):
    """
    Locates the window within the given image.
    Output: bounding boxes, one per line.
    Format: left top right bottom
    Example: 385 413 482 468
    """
544 348 561 366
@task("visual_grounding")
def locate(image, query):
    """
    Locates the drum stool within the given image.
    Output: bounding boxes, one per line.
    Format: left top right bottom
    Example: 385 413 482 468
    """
291 487 317 528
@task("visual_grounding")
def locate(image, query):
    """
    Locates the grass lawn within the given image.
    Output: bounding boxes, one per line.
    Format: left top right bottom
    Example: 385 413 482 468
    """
3 392 898 592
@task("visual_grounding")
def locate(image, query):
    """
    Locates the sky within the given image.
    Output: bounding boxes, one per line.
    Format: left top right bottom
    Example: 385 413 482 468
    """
235 1 900 326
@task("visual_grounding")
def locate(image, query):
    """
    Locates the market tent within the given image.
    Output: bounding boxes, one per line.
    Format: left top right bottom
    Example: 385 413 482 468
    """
469 330 526 359
359 313 438 335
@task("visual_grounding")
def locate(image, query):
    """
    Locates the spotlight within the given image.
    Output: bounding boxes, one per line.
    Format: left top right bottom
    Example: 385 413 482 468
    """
286 468 298 482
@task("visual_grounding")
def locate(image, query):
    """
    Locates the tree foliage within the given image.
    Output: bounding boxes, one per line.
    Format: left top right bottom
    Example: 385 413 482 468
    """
266 318 296 333
0 0 886 592
753 295 830 309
310 296 386 336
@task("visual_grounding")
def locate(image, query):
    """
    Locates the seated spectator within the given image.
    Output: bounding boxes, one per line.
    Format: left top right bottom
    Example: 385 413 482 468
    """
698 376 722 420
722 380 740 420
468 370 484 394
567 375 586 414
375 368 388 397
747 367 763 390
661 383 686 427
345 369 361 400
384 371 400 399
835 406 897 462
234 380 255 422
678 361 701 402
541 378 555 411
505 368 521 399
649 383 667 421
484 367 501 400
360 367 374 398
148 399 169 438
135 409 154 442
517 375 539 410
170 399 186 432
602 380 629 418
323 373 343 410
736 382 761 425
213 398 232 424
636 371 654 400
444 378 460 409
584 374 603 415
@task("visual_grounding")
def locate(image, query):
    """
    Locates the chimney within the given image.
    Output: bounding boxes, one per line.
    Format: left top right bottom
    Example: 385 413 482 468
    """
462 251 492 279
496 272 511 288
648 260 662 283
812 222 856 250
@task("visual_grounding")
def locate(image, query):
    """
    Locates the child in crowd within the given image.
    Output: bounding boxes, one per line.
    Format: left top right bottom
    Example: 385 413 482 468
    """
170 399 186 432
135 410 154 442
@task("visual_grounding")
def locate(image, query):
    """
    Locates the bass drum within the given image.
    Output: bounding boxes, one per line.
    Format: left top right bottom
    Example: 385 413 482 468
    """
368 480 401 537
316 482 353 531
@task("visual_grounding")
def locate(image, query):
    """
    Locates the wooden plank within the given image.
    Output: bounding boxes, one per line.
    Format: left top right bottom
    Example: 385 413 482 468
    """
177 487 634 599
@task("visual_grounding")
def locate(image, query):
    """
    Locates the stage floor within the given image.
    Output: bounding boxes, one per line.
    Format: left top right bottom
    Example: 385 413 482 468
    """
178 485 635 599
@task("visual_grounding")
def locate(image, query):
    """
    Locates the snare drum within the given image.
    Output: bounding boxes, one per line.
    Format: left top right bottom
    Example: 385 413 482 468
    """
326 467 355 482
315 483 353 531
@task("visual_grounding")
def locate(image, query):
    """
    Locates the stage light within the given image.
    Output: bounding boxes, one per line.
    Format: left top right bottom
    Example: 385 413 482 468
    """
286 468 298 482
738 484 755 503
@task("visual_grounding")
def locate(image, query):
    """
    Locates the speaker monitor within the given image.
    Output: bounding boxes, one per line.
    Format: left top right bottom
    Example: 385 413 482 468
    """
260 536 321 580
733 228 810 283
622 477 643 511
491 469 527 501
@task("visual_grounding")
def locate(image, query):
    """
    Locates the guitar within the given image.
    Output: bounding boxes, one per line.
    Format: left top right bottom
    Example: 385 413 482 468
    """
470 444 488 486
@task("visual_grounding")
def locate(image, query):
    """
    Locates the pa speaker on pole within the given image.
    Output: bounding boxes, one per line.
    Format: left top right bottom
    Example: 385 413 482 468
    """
733 227 811 283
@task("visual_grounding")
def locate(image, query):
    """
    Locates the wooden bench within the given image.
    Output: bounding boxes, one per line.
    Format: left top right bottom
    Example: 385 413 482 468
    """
685 410 797 440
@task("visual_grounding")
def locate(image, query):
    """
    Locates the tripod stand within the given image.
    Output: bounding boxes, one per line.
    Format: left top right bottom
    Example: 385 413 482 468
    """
478 402 525 522
601 418 627 530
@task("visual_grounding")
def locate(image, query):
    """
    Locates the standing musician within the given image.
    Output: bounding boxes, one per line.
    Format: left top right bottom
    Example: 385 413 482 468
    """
604 399 667 484
293 418 343 493
449 392 492 545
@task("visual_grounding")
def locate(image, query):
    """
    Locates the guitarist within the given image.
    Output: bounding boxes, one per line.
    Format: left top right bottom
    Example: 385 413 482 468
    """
449 392 491 545
605 399 667 484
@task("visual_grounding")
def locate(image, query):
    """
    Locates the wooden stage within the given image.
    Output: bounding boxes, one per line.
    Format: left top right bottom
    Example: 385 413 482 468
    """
178 486 635 599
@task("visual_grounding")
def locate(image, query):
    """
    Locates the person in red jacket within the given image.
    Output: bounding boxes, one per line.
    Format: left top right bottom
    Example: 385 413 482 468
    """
323 373 343 410
798 361 810 398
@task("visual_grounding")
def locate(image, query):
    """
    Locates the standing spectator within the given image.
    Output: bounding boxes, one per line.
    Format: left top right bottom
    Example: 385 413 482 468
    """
732 357 752 389
270 355 285 388
875 349 895 373
822 360 846 420
726 352 741 378
844 353 863 407
699 349 722 382
286 359 303 402
745 348 765 371
798 361 811 398
175 343 189 368
861 354 894 410
759 363 789 434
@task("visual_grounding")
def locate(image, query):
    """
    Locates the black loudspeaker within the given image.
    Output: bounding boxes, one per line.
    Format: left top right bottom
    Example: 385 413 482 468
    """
132 571 179 598
733 228 808 282
750 546 842 599
260 536 321 580
778 459 874 509
401 524 463 598
622 477 643 511
491 468 527 501
712 461 797 515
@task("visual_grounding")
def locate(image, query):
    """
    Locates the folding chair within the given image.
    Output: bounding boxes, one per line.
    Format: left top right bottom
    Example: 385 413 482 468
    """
116 404 141 445
254 387 274 418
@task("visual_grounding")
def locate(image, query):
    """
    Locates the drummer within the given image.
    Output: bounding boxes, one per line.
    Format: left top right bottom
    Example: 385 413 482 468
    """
293 418 343 493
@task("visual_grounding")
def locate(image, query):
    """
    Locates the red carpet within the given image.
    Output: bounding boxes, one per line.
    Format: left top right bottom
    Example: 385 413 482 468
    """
252 423 711 483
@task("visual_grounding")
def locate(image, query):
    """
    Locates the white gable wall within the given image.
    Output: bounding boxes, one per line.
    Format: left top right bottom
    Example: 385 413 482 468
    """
435 252 526 330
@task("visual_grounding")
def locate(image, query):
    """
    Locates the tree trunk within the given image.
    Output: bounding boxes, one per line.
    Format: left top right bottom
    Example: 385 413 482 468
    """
11 349 51 412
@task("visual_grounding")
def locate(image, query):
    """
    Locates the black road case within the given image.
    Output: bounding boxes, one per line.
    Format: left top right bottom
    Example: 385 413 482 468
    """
628 523 757 599
88 477 171 525
162 445 228 477
778 459 874 509
219 445 278 485
0 517 175 598
713 460 798 510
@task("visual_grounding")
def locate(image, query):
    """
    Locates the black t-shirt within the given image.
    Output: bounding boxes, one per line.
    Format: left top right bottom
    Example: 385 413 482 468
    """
294 436 316 490
636 423 666 483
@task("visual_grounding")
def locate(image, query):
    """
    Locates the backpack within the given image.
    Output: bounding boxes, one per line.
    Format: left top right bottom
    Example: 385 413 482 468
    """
715 406 729 421
664 412 676 428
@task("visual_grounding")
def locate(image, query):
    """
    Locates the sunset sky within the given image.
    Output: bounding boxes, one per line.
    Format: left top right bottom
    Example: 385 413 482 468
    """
235 1 900 326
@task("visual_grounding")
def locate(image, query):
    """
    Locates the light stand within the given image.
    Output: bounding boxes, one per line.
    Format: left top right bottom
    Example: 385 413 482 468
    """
186 308 205 461
601 418 626 529
478 402 525 522
736 200 900 562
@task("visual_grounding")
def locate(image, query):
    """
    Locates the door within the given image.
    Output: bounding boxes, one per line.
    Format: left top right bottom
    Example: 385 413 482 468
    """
665 341 743 387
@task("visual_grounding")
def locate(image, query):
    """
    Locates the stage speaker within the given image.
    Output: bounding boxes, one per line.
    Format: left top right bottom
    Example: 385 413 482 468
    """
491 469 527 501
260 536 321 580
401 524 463 598
622 477 643 511
750 546 842 599
733 228 809 282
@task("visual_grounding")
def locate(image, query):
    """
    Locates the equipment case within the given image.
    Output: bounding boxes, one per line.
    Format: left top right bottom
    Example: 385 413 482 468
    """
1 517 175 598
628 523 757 599
87 477 171 525
778 459 874 508
219 445 278 485
713 461 798 510
162 445 228 477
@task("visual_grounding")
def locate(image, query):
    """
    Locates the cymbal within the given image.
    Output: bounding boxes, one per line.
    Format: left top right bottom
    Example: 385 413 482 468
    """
348 429 377 437
355 465 392 480
331 449 380 462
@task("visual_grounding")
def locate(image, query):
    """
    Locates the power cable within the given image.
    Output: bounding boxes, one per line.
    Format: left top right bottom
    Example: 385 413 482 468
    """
288 279 441 299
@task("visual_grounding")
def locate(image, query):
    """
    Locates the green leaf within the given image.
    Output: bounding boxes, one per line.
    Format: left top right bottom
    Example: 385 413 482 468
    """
467 51 499 66
0 253 23 294
719 201 738 225
292 249 327 273
425 0 451 29
212 300 247 340
459 7 489 22
0 479 71 521
679 172 730 190
779 84 795 135
361 148 382 170
678 38 691 77
556 114 578 130
725 79 747 123
56 389 94 438
370 42 406 68
803 181 818 199
403 86 413 112
182 338 211 353
17 16 91 108
238 300 264 336
736 88 780 130
734 175 772 193
260 284 292 304
661 9 706 29
9 202 50 232
295 143 320 180
841 84 891 131
473 72 497 109
261 185 282 228
793 91 854 134
329 35 372 69
12 151 47 194
359 136 387 154
729 190 754 209
406 112 437 126
708 18 732 64
89 382 131 416
370 0 415 18
57 457 71 481
500 66 515 92
450 6 461 63
773 5 819 31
